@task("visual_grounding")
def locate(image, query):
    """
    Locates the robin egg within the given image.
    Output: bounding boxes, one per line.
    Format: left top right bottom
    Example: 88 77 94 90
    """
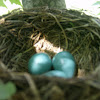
53 51 75 61
52 51 76 78
43 70 67 78
28 53 52 75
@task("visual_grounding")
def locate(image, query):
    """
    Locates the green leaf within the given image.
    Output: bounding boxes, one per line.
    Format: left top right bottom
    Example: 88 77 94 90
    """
5 82 16 95
0 0 7 8
98 12 100 15
93 1 100 5
0 82 16 99
9 0 22 6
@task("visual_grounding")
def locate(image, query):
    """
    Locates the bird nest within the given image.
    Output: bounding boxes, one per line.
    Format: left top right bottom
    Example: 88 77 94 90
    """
0 7 100 100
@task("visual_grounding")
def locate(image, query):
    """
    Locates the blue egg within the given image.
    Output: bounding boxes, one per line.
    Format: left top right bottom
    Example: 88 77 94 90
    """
28 53 52 75
52 51 75 61
43 70 67 78
52 51 76 78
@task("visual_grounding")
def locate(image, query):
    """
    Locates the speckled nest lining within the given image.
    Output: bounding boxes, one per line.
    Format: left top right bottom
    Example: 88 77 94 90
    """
0 7 100 100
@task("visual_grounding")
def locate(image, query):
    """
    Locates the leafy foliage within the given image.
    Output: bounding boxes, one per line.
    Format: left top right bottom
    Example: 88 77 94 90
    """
93 1 100 15
93 1 100 5
0 82 16 99
0 0 22 7
0 0 7 8
9 0 22 6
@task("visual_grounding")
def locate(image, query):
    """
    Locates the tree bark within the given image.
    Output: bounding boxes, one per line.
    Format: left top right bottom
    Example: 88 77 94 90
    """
22 0 66 9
